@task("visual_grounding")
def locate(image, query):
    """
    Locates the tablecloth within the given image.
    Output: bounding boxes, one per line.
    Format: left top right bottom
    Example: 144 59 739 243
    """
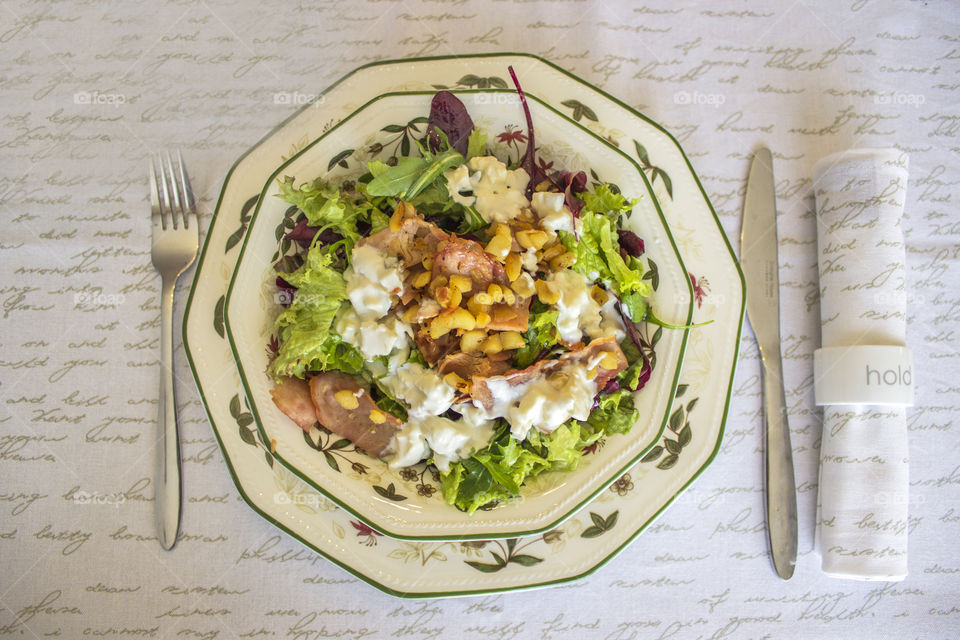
2 0 958 637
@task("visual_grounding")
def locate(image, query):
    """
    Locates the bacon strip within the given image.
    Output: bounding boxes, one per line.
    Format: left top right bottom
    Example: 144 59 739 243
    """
360 216 448 268
270 377 317 431
308 372 401 458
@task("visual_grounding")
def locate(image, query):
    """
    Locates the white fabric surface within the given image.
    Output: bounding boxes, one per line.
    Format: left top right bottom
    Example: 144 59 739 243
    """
813 149 910 581
2 1 959 636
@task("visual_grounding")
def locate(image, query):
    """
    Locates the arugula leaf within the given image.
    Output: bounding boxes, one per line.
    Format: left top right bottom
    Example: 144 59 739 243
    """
365 157 428 197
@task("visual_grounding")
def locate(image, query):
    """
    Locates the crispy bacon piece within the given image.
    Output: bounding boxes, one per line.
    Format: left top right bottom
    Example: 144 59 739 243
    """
308 371 401 458
470 336 628 412
432 235 508 293
361 216 448 268
270 377 318 431
484 299 531 333
413 327 459 366
438 352 512 381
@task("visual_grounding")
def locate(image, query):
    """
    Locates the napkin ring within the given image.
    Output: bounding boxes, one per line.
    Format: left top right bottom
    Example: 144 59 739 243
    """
813 345 914 406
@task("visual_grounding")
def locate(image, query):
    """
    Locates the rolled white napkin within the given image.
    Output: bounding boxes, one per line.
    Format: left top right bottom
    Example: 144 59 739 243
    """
813 148 910 581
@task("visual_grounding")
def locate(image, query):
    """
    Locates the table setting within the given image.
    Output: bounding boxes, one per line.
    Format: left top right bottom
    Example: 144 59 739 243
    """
2 1 958 637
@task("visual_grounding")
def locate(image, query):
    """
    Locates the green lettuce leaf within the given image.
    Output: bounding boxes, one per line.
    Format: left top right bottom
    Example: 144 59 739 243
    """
581 183 636 221
268 246 357 380
559 197 651 321
513 303 559 368
466 128 487 159
586 389 639 435
277 177 361 245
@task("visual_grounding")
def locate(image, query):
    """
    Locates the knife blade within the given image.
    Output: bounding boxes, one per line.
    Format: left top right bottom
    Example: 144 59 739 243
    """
740 147 798 580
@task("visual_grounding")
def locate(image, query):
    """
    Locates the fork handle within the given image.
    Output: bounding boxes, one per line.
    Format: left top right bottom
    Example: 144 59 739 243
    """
156 277 182 550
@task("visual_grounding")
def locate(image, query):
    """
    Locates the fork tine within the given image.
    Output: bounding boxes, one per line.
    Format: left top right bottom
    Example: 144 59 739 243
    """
165 152 183 230
149 157 163 230
176 150 196 229
158 153 174 229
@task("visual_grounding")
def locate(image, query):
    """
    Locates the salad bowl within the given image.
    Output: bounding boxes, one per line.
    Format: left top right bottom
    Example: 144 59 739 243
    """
222 89 693 541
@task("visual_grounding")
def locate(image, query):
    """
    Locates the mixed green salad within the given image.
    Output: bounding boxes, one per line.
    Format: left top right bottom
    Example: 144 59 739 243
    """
266 71 660 513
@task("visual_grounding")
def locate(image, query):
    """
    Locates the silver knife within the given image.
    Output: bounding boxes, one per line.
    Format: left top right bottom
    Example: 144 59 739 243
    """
740 147 798 580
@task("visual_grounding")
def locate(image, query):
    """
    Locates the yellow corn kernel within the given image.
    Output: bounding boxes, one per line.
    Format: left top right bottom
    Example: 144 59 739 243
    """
449 274 473 293
542 243 566 263
535 279 560 305
499 331 525 350
435 285 462 309
586 367 598 381
412 271 431 289
480 333 503 355
487 284 504 304
599 351 620 370
421 255 435 271
485 234 512 260
505 252 522 282
334 390 359 411
428 275 448 296
515 230 534 250
443 372 471 393
549 251 576 271
512 273 536 297
460 329 486 353
389 201 407 232
501 286 516 305
590 285 609 306
496 223 512 236
428 307 476 338
474 311 491 328
466 297 490 316
517 229 549 250
401 304 420 323
369 409 386 424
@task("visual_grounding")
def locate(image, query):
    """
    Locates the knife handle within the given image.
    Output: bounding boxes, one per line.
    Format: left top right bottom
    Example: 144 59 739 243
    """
760 347 798 579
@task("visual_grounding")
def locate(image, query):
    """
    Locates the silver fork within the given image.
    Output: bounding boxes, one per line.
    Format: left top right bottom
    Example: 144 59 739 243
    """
150 151 199 550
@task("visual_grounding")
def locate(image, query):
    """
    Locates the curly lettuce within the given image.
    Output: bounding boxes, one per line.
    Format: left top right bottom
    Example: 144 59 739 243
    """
559 185 650 322
268 244 362 380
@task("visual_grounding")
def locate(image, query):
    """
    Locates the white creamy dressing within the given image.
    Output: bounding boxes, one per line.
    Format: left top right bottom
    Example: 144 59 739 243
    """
530 190 580 236
386 363 496 472
444 156 530 224
336 244 411 359
548 269 625 344
476 357 602 441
